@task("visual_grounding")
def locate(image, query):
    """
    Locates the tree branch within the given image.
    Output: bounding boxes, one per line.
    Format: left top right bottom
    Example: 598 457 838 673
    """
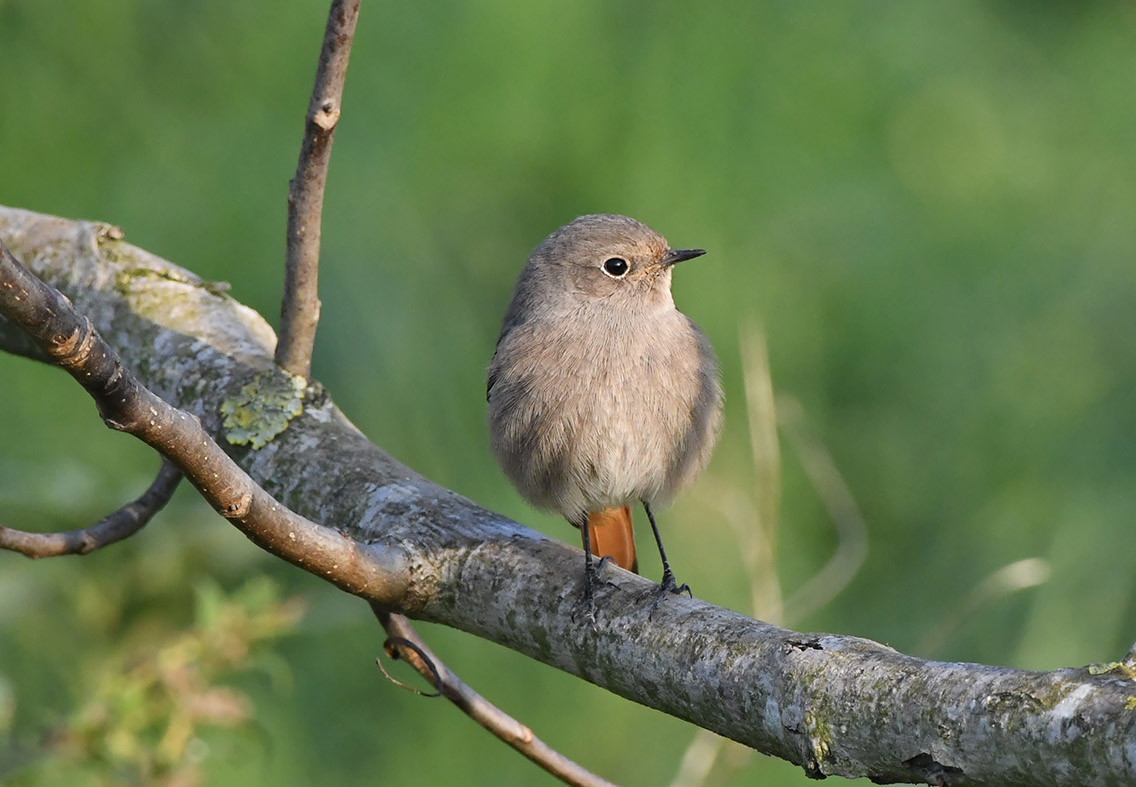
2 205 1135 786
0 458 181 558
374 609 617 787
275 0 361 378
0 228 408 607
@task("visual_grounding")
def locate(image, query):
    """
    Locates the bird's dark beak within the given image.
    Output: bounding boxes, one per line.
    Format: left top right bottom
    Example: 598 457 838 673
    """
661 248 706 266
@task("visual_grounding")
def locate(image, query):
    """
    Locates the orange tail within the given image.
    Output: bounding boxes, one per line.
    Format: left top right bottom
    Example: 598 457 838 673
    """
585 506 638 574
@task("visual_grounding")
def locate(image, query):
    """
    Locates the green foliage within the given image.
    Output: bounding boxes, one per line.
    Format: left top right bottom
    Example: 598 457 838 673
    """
2 569 303 786
3 1 1136 784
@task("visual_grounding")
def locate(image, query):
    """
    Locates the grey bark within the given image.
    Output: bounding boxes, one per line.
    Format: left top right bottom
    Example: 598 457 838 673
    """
1 204 1134 786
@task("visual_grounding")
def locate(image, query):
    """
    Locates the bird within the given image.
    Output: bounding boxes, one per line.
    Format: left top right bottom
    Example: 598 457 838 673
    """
487 214 723 619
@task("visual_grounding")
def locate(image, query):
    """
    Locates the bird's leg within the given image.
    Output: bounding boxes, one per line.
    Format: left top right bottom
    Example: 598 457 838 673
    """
573 512 600 626
643 501 691 607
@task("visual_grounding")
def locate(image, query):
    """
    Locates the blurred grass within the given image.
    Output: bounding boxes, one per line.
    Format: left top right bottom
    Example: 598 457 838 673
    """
2 1 1136 784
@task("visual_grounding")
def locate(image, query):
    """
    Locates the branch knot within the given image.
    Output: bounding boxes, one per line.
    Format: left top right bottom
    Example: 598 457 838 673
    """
311 99 340 130
219 491 253 519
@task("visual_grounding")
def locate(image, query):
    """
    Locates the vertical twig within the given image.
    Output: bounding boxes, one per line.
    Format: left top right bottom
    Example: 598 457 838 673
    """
276 0 362 378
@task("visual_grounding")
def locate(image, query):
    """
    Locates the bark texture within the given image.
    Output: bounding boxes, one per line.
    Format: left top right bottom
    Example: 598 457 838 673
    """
2 205 1134 786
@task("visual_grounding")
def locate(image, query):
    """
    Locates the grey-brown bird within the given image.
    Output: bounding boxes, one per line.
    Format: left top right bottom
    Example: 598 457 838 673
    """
487 214 723 616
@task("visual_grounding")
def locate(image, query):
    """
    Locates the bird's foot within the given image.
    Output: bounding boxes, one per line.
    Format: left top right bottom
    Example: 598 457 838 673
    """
572 576 603 628
571 561 608 629
594 555 621 588
659 567 692 597
648 569 692 617
571 586 597 628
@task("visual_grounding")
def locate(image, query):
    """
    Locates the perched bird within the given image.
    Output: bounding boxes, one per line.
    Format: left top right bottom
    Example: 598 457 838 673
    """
488 214 723 616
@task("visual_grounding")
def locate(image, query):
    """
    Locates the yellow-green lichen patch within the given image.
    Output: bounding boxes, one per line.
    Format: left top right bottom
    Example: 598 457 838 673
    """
221 370 306 449
1086 662 1136 680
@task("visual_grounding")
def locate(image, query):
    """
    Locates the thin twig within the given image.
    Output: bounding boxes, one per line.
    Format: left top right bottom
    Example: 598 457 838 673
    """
275 0 362 378
376 636 442 696
0 458 182 558
373 607 618 787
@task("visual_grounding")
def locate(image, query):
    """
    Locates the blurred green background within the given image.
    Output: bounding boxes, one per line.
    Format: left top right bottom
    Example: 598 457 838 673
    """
3 1 1136 784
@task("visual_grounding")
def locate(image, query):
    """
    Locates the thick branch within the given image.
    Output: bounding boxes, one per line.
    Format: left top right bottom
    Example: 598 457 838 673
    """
2 205 1134 786
275 0 361 378
0 458 181 558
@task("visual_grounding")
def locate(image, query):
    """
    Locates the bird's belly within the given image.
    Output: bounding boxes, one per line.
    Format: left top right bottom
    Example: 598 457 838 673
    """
529 355 698 513
564 406 674 502
488 311 720 519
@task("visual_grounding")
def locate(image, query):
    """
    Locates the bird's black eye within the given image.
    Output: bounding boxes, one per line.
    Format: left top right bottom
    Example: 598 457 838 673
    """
602 257 629 277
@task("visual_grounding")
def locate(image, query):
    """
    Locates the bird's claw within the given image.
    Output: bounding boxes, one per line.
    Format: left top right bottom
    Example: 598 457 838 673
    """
571 560 605 629
594 555 621 588
648 569 692 617
660 569 692 598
